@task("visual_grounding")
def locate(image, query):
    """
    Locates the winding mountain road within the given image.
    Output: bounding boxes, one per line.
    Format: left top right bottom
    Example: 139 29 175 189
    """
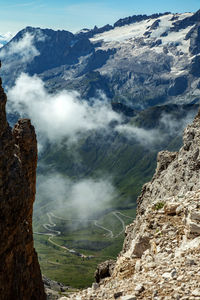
34 213 72 252
34 210 133 255
43 212 61 236
94 220 114 238
112 211 126 238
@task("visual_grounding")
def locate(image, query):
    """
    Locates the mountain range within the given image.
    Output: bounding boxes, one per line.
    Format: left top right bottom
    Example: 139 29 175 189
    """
1 10 200 109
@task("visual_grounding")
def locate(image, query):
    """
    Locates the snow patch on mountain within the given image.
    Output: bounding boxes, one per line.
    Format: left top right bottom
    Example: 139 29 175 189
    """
150 14 174 38
176 12 193 20
0 32 13 48
1 10 200 108
91 19 155 43
91 13 194 55
162 25 194 52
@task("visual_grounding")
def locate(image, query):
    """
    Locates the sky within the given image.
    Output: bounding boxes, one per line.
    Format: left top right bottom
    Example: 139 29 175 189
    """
0 0 199 35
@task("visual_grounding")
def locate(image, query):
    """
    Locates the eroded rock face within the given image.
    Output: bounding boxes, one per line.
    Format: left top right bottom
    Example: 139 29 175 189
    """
0 73 46 299
122 108 200 255
68 109 200 299
94 260 116 283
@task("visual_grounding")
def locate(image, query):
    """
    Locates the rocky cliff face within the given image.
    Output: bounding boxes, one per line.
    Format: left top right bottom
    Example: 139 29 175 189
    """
68 109 200 299
0 71 46 299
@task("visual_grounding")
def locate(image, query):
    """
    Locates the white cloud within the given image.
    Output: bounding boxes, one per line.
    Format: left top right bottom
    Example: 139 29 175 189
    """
8 73 197 221
37 173 116 218
7 73 121 148
0 29 46 74
159 111 196 136
68 178 116 217
115 109 197 146
7 72 197 153
116 124 162 146
0 32 38 62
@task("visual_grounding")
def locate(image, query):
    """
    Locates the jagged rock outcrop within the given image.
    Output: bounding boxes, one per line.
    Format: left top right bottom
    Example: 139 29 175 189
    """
113 12 170 28
43 276 70 300
0 70 46 299
67 109 200 299
94 260 116 283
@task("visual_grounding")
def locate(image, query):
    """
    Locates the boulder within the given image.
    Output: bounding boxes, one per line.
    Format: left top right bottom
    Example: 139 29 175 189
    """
94 260 116 283
132 235 151 258
164 203 179 215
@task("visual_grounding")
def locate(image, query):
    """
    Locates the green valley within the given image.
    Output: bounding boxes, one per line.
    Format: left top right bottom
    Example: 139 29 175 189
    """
33 104 198 288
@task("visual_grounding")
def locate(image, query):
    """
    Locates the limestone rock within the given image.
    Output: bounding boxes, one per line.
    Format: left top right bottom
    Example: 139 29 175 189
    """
135 284 145 293
121 296 136 300
156 151 177 175
190 210 200 221
67 108 200 299
114 291 123 298
192 289 200 296
43 275 68 293
131 235 150 258
188 221 200 235
92 283 99 290
164 202 179 215
94 260 116 283
0 70 45 299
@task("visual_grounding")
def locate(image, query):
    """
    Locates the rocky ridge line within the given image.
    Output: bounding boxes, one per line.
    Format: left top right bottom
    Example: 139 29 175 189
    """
65 109 200 299
0 69 46 299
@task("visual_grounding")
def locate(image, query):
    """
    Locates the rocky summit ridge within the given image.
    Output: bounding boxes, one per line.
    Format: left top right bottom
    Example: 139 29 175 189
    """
0 68 46 299
2 10 200 109
64 109 200 299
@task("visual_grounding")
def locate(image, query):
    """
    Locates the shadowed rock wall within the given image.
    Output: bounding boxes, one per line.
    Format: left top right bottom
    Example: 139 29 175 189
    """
0 70 46 299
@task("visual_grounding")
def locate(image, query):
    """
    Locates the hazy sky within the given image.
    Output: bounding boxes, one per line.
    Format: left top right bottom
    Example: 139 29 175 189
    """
0 0 199 34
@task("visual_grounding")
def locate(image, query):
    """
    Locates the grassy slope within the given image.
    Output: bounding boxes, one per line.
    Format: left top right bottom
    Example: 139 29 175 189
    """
34 208 136 288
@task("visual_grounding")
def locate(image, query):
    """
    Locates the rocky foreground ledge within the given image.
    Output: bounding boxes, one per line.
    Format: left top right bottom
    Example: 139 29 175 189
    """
64 110 200 299
0 71 46 299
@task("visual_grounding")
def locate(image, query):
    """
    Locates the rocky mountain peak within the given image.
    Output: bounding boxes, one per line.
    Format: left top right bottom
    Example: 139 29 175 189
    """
2 10 200 107
68 109 200 299
0 69 46 299
113 12 171 28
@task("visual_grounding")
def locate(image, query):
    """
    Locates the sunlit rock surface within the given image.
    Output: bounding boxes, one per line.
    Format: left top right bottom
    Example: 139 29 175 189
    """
67 109 200 299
